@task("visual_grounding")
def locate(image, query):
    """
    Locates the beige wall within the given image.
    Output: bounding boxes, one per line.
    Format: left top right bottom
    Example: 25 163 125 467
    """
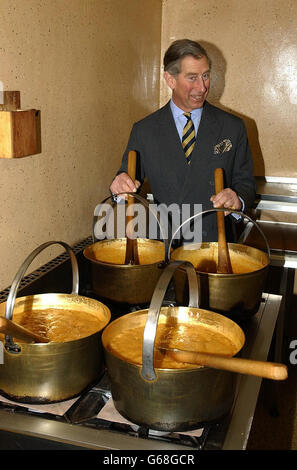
161 0 297 178
0 0 162 290
1 0 295 291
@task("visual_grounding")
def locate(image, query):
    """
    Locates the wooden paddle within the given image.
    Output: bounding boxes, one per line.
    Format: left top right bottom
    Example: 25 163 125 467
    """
157 347 288 381
214 168 233 273
0 316 49 343
124 150 139 265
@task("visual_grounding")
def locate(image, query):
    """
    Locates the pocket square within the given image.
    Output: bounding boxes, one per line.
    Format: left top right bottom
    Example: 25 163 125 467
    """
214 139 232 155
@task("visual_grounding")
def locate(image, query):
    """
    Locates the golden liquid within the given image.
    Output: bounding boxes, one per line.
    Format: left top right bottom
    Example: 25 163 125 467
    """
107 319 237 369
5 308 106 343
87 240 164 265
172 245 265 274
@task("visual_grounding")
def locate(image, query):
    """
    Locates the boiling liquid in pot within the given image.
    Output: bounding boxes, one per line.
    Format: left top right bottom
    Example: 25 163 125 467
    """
107 318 238 369
172 245 265 274
1 308 106 342
88 240 164 265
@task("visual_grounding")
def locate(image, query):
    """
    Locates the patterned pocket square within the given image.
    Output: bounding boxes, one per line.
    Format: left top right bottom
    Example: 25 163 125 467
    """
214 139 232 155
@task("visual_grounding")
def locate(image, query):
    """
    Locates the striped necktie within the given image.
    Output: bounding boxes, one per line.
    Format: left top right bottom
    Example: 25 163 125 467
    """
182 112 196 164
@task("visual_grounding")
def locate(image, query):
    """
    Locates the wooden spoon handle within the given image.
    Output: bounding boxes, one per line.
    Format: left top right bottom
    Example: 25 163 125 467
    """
0 316 49 343
125 150 138 264
214 168 232 273
127 150 137 184
165 349 288 381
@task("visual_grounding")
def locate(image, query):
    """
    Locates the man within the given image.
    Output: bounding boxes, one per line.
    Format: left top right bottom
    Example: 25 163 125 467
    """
110 39 256 242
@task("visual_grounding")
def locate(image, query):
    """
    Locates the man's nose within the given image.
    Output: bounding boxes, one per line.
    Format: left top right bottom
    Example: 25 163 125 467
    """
194 76 207 91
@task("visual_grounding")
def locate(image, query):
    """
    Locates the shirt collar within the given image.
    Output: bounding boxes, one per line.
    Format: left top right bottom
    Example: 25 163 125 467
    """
170 99 203 119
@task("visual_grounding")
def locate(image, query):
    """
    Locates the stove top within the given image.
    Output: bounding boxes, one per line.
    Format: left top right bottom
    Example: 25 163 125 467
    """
0 238 283 451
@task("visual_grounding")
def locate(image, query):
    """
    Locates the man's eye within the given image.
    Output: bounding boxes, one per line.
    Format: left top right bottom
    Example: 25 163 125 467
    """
202 73 210 80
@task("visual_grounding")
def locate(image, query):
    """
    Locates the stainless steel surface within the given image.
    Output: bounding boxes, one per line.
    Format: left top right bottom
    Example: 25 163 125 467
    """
257 177 297 184
222 293 281 449
0 411 192 450
254 176 297 210
239 221 297 268
254 199 297 213
240 175 297 267
255 176 297 203
269 251 297 269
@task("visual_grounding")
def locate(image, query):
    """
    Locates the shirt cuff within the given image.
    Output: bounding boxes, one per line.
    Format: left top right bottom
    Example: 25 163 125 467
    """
231 196 244 220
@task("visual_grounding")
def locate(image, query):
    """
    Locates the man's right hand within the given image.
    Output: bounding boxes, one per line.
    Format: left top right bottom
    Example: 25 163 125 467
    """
110 172 141 196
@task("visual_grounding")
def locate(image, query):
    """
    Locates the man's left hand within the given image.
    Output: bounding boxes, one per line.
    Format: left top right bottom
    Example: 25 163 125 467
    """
210 188 242 216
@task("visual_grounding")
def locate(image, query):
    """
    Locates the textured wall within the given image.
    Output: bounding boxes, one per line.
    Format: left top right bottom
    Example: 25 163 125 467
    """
161 0 297 178
0 0 162 290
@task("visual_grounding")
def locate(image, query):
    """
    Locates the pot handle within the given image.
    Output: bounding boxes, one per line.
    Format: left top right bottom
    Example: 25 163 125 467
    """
141 260 199 381
93 192 170 264
5 241 79 323
167 208 271 262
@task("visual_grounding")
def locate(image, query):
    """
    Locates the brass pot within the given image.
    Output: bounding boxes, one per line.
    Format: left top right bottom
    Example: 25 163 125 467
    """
102 261 245 432
83 193 168 304
84 238 166 304
0 241 111 404
170 210 270 320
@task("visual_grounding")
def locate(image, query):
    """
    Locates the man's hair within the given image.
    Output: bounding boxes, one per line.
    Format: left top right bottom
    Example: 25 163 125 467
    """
163 39 211 76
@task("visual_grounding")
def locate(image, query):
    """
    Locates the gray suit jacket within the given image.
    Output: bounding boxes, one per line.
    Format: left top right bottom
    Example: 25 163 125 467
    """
118 101 256 242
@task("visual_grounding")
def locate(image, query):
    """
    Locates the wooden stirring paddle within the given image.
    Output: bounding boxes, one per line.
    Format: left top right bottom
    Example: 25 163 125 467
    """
125 150 139 265
157 347 288 381
0 316 49 343
214 168 233 273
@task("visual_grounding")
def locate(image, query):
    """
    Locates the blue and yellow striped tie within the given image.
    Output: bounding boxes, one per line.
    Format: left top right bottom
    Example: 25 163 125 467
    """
182 112 196 164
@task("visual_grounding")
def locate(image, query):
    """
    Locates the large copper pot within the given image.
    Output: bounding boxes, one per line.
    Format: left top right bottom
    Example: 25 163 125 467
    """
102 260 245 432
83 194 168 304
171 210 270 320
0 241 111 404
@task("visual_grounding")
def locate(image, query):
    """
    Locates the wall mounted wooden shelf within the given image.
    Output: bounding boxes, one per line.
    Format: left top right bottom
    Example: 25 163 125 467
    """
0 91 41 159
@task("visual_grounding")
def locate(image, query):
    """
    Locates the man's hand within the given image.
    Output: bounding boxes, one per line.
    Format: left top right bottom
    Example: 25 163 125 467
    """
110 172 141 198
210 188 242 216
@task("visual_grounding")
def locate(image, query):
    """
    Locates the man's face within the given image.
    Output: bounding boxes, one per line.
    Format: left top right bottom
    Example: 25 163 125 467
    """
164 55 210 112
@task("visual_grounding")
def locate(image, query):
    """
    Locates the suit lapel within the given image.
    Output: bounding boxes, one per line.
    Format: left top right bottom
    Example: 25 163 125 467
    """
156 102 190 175
193 101 222 161
154 102 223 204
157 102 185 158
176 102 223 203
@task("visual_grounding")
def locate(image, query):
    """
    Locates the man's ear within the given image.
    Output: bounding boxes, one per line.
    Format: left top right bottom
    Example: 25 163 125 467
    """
164 71 176 90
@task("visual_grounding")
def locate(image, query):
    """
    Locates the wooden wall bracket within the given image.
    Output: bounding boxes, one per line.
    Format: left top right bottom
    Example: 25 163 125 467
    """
0 91 41 159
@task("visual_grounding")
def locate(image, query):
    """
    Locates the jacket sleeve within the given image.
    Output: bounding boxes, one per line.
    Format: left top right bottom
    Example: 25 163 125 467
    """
116 123 146 183
231 120 257 210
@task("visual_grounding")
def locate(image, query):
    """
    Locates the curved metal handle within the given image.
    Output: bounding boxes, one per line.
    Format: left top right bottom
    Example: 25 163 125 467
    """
168 208 271 262
5 241 79 322
93 192 169 263
141 260 199 381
